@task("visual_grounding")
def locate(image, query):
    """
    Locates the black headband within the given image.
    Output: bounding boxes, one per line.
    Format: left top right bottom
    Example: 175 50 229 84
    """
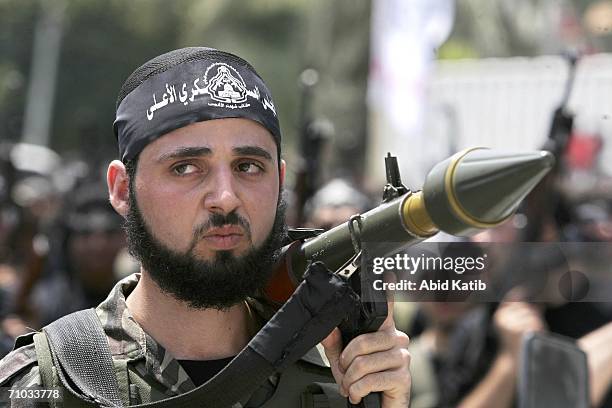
113 48 281 162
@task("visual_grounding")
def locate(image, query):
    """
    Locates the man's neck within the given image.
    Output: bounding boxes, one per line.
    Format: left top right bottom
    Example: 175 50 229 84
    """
126 271 255 360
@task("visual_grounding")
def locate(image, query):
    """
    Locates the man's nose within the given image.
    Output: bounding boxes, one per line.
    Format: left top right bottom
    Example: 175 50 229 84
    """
203 168 241 214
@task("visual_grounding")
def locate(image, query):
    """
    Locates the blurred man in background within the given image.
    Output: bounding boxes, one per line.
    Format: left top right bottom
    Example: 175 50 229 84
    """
29 180 128 327
304 178 372 230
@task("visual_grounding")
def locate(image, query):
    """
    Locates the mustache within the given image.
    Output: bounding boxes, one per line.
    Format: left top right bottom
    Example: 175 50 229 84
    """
192 211 252 243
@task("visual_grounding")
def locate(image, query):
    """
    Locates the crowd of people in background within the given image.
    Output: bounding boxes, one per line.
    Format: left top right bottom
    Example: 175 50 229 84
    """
1 137 612 407
0 142 137 357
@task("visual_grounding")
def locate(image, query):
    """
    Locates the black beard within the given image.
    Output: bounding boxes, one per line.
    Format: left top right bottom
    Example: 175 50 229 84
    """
124 183 287 310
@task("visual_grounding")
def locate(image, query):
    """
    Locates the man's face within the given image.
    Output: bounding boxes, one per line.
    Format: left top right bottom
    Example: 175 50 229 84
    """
135 118 281 259
125 118 286 309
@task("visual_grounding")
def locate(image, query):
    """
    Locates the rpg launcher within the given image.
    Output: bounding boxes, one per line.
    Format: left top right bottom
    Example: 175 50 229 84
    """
264 148 554 408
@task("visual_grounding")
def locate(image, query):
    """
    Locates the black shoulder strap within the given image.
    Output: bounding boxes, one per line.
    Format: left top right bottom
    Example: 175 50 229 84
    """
41 262 357 408
13 331 36 349
43 308 123 407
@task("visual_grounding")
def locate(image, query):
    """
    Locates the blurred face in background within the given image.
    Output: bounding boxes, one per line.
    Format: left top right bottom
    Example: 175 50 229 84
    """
69 228 126 293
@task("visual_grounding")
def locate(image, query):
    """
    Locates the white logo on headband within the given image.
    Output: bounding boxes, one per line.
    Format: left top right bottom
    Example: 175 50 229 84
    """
204 63 247 104
146 62 277 121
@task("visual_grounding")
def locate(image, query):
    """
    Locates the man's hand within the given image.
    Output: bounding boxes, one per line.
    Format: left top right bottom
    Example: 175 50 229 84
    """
494 300 546 360
321 299 411 407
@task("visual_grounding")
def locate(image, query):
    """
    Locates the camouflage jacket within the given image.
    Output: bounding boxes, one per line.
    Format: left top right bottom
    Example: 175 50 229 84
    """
0 274 337 407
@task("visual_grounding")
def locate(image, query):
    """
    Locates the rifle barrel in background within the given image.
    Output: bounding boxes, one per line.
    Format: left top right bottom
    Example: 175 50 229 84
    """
543 52 579 161
292 68 332 225
524 52 579 241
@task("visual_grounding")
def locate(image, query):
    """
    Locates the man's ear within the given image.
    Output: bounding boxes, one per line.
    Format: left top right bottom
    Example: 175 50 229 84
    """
107 160 130 218
279 158 286 188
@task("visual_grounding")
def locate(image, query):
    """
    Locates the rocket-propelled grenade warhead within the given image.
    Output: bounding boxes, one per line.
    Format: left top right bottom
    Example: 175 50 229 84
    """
409 147 555 236
265 148 555 303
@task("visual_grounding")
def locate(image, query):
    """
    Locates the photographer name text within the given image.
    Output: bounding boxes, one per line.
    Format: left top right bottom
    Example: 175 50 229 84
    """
373 279 487 292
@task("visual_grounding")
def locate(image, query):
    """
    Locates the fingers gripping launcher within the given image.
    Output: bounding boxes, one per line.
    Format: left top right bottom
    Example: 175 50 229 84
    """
335 215 386 408
333 155 410 408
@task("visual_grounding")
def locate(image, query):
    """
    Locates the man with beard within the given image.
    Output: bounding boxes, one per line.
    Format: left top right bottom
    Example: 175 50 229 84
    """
0 47 411 407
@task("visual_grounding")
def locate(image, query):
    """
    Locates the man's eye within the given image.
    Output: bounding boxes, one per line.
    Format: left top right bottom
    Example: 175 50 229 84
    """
172 163 198 175
236 162 263 174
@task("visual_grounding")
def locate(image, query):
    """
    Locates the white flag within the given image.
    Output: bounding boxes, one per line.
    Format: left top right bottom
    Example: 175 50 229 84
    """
367 0 455 187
